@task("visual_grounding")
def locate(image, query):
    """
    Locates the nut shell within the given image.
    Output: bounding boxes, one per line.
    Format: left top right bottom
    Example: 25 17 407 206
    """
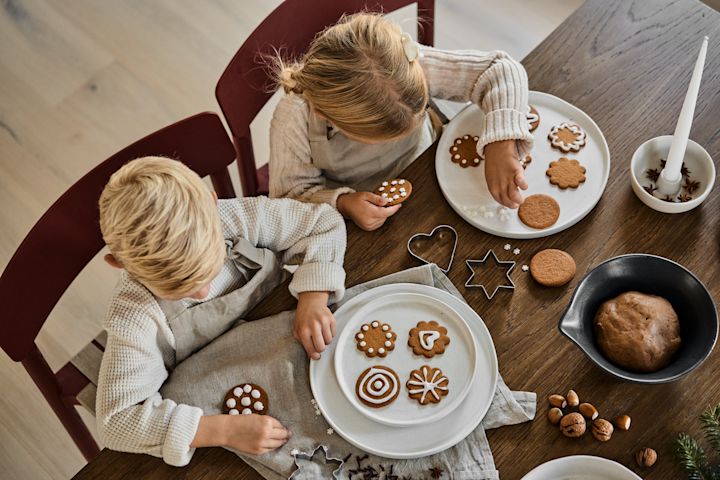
579 402 599 420
592 418 613 442
549 394 567 408
636 447 657 467
559 412 586 438
566 389 579 407
614 415 631 431
547 407 563 425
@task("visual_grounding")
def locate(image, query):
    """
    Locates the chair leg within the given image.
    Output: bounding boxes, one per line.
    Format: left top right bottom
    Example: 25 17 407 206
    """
22 346 100 461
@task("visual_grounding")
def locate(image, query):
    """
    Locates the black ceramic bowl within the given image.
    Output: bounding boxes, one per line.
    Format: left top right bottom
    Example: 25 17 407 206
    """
558 254 717 384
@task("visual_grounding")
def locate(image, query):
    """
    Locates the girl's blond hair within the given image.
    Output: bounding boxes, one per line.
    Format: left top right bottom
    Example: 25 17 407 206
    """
276 13 428 140
99 157 225 299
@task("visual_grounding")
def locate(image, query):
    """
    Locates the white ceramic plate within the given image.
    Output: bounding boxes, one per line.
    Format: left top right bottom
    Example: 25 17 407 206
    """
521 456 641 480
334 293 477 427
435 91 611 239
309 283 498 459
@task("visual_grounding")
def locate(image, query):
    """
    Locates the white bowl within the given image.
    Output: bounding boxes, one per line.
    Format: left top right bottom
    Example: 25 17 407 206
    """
521 455 641 480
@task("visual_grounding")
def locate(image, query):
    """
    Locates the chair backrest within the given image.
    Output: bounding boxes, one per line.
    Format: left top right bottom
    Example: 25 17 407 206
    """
215 0 435 196
0 112 236 362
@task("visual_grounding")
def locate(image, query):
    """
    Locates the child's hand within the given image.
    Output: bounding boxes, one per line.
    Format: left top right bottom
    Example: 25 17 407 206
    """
484 139 528 209
336 192 401 231
294 291 335 360
191 414 292 455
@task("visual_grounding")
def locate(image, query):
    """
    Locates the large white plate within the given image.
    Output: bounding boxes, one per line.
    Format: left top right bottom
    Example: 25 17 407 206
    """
435 91 611 239
309 283 498 459
521 456 641 480
334 293 477 427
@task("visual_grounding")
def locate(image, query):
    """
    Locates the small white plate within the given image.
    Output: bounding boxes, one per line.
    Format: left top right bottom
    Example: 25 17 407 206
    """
309 283 498 459
435 91 611 239
521 456 641 480
333 293 477 427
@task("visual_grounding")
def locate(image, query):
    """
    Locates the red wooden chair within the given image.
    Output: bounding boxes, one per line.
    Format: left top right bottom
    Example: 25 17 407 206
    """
0 112 237 461
216 0 436 196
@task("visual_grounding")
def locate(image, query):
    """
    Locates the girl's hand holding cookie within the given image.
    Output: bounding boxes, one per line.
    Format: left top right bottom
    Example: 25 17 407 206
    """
294 291 336 360
336 192 401 231
484 139 528 209
191 414 292 455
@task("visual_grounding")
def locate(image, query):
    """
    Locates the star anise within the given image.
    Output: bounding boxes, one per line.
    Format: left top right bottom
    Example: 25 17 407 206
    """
645 168 660 182
429 466 444 479
662 195 675 203
684 179 700 194
643 184 657 195
678 194 693 202
681 162 691 178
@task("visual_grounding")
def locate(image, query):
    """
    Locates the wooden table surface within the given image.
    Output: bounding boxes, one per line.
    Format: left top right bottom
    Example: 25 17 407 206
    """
75 0 720 478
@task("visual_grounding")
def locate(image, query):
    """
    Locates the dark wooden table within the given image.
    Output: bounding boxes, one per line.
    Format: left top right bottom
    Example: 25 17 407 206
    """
75 0 720 478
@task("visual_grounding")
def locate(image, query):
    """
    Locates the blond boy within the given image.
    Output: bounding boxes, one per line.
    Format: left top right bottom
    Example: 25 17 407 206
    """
96 157 346 465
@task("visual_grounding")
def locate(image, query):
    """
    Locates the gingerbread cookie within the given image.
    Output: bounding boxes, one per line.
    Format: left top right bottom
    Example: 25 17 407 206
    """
527 105 540 132
406 366 449 405
408 321 450 358
449 134 481 168
530 249 576 287
548 122 587 153
223 383 269 416
518 194 560 229
355 320 397 358
355 366 400 408
546 157 587 189
376 179 412 206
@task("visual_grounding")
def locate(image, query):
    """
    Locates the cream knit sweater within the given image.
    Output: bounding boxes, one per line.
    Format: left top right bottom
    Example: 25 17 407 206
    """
269 46 533 207
96 197 346 466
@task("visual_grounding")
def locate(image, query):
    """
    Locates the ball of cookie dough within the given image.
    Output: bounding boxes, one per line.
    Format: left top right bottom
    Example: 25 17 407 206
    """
594 291 681 373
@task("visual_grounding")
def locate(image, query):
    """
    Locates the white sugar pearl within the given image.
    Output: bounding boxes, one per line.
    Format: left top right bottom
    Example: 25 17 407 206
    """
400 192 407 197
382 193 388 198
371 321 379 327
522 265 529 272
368 348 374 353
251 390 261 399
379 186 384 191
382 181 388 186
399 179 405 184
226 398 237 408
382 325 389 331
241 397 251 406
461 159 467 164
391 180 398 185
463 135 469 139
473 136 479 141
243 384 252 393
504 244 511 250
242 408 252 415
455 139 461 144
378 348 385 354
362 325 369 331
360 341 366 347
229 409 239 415
390 187 396 192
454 154 460 159
254 402 264 411
357 333 364 339
385 332 392 338
384 341 391 347
392 194 399 200
399 187 406 192
474 158 480 164
233 387 243 396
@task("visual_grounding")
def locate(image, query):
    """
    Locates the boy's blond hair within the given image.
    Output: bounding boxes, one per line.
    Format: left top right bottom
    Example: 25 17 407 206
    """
275 13 429 141
99 156 225 298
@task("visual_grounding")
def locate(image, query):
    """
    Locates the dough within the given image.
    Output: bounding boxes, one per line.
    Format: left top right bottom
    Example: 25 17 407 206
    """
594 291 681 372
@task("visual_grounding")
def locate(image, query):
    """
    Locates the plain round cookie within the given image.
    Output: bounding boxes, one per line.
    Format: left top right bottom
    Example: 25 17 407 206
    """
530 249 576 286
518 194 561 229
594 291 681 373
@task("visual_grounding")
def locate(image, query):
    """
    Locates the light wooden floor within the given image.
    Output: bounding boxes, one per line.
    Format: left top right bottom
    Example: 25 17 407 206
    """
0 1 583 478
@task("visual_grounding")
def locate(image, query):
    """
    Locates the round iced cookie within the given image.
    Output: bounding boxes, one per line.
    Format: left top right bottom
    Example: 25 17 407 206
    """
374 178 413 206
222 383 270 415
355 321 397 358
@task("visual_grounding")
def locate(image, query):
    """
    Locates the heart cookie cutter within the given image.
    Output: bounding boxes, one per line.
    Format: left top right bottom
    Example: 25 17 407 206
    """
406 224 458 273
465 249 516 300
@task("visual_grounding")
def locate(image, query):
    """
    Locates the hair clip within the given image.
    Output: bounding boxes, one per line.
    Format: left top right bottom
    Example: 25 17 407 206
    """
401 32 423 63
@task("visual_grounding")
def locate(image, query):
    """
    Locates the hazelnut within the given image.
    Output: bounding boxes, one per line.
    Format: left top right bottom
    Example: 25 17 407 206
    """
559 412 586 438
549 394 567 408
613 415 631 431
547 407 563 425
591 418 613 442
579 402 599 420
636 447 657 467
566 389 579 407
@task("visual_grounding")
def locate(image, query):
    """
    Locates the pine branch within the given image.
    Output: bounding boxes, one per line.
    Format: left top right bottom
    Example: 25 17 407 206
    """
701 404 720 456
676 433 709 479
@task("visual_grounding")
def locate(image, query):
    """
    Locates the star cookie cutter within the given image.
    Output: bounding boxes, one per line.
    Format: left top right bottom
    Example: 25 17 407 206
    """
406 224 458 273
289 445 344 479
464 249 516 300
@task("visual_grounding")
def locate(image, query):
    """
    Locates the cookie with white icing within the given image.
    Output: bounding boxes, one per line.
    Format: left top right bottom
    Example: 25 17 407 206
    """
407 320 450 358
548 122 587 153
355 320 397 358
449 134 481 168
375 178 412 206
355 365 400 408
406 366 449 405
222 383 268 416
527 105 540 132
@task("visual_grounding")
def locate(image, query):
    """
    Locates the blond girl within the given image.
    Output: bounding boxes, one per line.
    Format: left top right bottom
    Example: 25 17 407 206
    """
269 13 534 230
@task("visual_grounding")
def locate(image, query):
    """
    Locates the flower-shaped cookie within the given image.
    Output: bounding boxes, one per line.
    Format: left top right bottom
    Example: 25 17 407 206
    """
548 122 587 153
223 383 268 416
449 135 481 168
355 320 397 358
408 320 450 358
406 366 450 405
546 157 586 189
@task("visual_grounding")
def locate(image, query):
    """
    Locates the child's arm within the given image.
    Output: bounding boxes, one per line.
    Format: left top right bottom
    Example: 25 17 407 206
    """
421 47 533 208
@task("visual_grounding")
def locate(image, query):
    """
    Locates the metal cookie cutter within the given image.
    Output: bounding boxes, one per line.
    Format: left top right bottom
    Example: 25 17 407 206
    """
464 249 516 300
289 445 344 479
406 224 458 273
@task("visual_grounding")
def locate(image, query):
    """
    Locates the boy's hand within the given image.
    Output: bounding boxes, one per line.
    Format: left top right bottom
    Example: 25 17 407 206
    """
336 192 401 231
484 139 528 209
192 414 291 455
294 291 335 360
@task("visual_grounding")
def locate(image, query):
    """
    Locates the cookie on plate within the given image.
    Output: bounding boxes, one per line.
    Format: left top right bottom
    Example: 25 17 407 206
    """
406 366 449 405
355 320 397 358
223 383 269 415
548 122 587 153
530 249 576 287
376 179 412 206
449 134 481 168
518 194 560 229
355 366 400 408
520 154 533 170
527 105 540 132
546 157 587 189
408 320 450 358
